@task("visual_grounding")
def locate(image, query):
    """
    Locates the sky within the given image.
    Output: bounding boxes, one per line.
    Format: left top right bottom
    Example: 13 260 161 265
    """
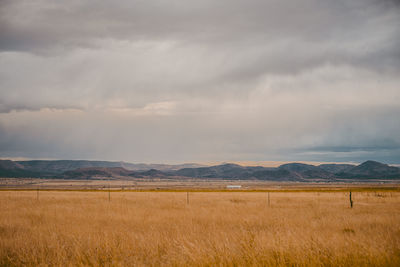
0 0 400 164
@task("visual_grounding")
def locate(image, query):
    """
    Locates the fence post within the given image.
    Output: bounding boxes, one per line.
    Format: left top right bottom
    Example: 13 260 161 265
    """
187 192 189 205
268 192 270 207
349 191 353 208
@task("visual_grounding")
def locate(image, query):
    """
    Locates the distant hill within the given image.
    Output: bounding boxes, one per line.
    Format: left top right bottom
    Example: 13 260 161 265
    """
318 164 355 174
0 160 24 170
1 159 400 181
136 169 169 177
278 163 335 179
61 167 171 179
61 167 132 179
17 160 126 174
174 164 248 179
336 160 400 179
0 160 42 178
173 164 298 181
125 163 205 171
16 160 204 174
246 168 301 181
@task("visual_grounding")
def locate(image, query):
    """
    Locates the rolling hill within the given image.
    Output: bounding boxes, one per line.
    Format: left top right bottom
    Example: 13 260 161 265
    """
0 160 42 178
336 160 400 179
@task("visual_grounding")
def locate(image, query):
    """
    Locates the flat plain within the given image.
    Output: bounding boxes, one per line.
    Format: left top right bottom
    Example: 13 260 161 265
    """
1 186 400 266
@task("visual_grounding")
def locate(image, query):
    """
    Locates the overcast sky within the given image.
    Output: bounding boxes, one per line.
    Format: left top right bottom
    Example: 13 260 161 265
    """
0 0 399 164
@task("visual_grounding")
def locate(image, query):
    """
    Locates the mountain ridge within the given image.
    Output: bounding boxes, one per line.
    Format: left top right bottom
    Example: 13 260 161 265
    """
1 159 400 181
15 160 204 173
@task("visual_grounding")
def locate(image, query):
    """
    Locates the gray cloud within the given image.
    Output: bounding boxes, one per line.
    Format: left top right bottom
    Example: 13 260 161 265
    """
0 0 399 163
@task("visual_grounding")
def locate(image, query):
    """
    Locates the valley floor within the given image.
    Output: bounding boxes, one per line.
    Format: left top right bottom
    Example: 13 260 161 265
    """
1 178 400 191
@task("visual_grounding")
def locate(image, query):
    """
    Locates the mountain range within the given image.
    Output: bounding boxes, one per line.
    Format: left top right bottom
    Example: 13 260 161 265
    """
0 159 399 181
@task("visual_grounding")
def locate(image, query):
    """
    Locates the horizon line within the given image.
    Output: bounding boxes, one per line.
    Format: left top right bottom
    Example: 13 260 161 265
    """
2 157 400 167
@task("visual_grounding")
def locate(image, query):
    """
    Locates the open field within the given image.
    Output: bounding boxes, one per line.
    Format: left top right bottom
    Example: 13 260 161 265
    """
1 190 400 266
1 178 400 191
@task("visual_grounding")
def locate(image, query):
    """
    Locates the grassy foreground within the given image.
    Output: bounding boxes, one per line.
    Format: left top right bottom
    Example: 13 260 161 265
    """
1 190 400 266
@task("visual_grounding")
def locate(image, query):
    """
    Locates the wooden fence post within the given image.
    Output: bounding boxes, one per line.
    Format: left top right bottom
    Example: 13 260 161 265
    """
350 191 353 208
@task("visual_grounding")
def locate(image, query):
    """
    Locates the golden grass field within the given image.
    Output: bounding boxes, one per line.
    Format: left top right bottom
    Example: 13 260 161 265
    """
1 190 400 266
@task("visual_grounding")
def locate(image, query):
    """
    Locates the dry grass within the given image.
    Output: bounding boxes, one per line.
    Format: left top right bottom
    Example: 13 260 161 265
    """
1 190 400 266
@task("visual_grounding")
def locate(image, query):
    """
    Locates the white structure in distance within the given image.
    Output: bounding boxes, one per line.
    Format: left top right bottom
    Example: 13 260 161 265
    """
226 185 242 189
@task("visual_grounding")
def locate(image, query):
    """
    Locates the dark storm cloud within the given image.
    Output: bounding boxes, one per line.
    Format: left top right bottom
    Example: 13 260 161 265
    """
0 0 399 163
1 0 399 90
1 1 399 58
